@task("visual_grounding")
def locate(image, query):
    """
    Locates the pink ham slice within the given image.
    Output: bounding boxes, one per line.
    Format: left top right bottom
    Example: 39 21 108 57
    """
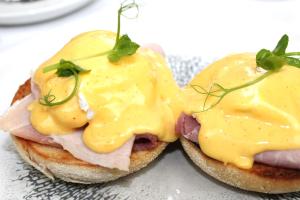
176 113 300 170
13 125 60 147
133 134 159 152
0 94 34 132
0 94 135 171
0 94 57 146
255 150 300 170
141 43 165 57
51 132 134 171
176 113 199 143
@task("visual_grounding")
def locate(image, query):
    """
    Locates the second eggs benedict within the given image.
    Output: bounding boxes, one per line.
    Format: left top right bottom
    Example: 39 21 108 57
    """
177 35 300 193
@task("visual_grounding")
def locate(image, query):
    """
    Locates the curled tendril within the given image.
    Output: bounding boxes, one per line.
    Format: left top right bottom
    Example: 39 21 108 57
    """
120 0 139 19
191 71 274 112
39 68 79 107
39 90 56 105
114 0 139 47
191 83 227 112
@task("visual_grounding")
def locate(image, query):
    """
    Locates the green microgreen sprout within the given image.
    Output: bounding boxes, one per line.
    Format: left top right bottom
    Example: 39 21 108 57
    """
107 0 140 62
39 1 140 107
39 59 90 107
74 0 140 62
192 34 300 112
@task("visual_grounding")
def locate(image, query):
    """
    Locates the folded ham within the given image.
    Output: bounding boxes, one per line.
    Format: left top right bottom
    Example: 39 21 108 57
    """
0 94 135 171
255 150 300 170
0 95 57 146
176 113 199 143
0 44 165 171
51 132 134 171
133 134 159 152
176 113 300 170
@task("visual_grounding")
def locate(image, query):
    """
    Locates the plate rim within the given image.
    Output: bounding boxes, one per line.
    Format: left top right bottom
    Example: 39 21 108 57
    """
0 0 95 25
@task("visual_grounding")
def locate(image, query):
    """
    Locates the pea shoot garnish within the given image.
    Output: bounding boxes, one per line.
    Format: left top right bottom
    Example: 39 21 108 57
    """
108 0 140 62
39 0 140 107
45 0 140 65
108 34 140 62
39 59 90 107
192 34 300 112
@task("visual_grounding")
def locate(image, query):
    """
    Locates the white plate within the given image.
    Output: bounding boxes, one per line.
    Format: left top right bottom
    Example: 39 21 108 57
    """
0 0 94 25
0 35 298 200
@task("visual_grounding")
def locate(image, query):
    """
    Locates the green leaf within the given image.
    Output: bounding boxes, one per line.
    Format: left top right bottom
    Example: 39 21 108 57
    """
56 67 74 77
256 35 291 71
256 49 274 70
285 57 300 68
256 49 272 63
56 59 90 77
108 35 140 62
258 55 285 71
272 34 289 56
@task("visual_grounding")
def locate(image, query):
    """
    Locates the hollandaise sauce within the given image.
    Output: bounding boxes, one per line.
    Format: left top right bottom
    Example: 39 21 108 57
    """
184 53 300 169
29 30 183 153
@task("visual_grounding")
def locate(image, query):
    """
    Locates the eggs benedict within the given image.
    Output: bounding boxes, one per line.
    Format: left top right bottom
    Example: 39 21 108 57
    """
0 1 183 183
177 35 300 193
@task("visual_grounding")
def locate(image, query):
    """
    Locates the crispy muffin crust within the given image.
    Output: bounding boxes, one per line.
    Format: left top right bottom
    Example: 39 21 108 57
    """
181 136 300 193
11 79 167 183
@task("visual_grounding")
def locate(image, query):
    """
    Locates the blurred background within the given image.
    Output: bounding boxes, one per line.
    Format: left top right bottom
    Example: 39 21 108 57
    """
0 0 300 111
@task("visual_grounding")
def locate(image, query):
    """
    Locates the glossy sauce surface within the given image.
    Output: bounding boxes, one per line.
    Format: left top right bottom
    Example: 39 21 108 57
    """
30 31 183 153
184 54 300 169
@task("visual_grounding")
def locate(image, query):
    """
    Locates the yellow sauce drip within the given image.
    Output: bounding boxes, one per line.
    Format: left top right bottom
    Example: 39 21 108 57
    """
30 30 183 153
184 53 300 169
